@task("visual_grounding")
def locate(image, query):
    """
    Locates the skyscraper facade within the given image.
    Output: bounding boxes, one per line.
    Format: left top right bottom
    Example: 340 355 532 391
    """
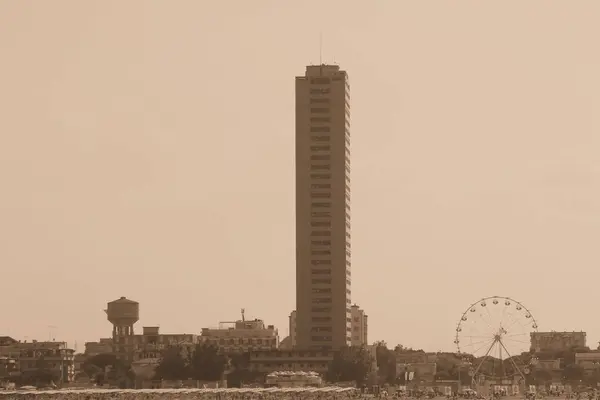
295 64 351 350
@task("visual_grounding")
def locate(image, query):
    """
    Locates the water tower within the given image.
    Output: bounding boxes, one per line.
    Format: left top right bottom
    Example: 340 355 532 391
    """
105 297 139 361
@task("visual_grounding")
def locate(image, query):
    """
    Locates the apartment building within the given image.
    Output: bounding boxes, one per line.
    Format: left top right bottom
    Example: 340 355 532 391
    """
350 305 368 346
200 317 279 354
0 337 75 382
295 64 352 350
85 327 198 362
531 331 587 352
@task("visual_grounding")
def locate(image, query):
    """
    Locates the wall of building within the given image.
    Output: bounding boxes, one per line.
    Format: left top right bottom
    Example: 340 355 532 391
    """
295 64 352 350
530 332 587 352
0 338 76 382
248 349 334 374
350 305 368 346
200 319 279 354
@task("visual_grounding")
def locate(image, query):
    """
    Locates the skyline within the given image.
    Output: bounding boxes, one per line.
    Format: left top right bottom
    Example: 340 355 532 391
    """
1 1 600 353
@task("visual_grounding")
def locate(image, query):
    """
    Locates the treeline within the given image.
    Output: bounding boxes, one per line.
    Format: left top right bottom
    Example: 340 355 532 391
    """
81 343 378 388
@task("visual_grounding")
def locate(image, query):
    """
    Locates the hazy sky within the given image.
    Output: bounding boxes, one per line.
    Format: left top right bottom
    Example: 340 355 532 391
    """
1 1 599 354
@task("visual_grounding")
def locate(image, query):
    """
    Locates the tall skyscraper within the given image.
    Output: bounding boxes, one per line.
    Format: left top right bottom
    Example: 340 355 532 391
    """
295 64 351 350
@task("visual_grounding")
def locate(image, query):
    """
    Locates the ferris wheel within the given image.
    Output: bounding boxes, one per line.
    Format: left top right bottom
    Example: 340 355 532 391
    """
454 296 538 381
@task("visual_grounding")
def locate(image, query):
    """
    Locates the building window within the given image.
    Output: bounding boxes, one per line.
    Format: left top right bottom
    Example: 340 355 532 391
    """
310 192 331 198
311 135 330 141
311 117 330 122
312 249 331 255
310 126 330 132
311 259 331 265
312 316 332 322
311 231 331 236
311 336 332 341
311 183 331 189
310 88 330 94
311 326 333 332
310 98 330 104
310 145 330 152
312 212 331 218
311 221 331 227
313 297 332 304
310 174 331 180
311 307 331 313
311 269 331 275
311 155 330 161
311 78 330 84
311 202 331 208
310 108 329 114
310 164 330 171
311 278 332 285
311 240 331 246
312 288 332 294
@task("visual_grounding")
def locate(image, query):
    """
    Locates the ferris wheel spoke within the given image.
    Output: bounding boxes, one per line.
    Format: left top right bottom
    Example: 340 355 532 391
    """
500 303 508 326
472 338 497 357
464 337 496 349
503 337 530 345
504 332 529 338
464 322 493 341
463 334 494 340
504 309 519 330
504 312 526 332
482 306 498 331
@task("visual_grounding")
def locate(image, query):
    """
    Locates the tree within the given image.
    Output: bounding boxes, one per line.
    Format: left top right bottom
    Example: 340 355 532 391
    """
226 352 262 388
82 353 117 383
84 353 117 370
82 363 103 380
154 346 188 380
374 342 397 384
20 355 59 387
188 344 228 382
327 345 373 386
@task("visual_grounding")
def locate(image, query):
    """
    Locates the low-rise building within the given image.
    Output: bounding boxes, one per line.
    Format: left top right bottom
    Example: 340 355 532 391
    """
350 305 368 347
536 359 561 371
0 356 18 379
86 327 199 362
132 326 198 361
396 352 437 383
531 331 587 352
200 316 279 354
0 337 76 382
248 349 334 374
575 352 600 375
84 339 113 357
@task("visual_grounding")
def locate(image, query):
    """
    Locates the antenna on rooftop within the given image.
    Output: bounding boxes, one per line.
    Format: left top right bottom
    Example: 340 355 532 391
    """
319 32 323 65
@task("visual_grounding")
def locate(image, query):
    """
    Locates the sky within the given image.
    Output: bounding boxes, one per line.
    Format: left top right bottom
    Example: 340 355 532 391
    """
1 1 599 354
